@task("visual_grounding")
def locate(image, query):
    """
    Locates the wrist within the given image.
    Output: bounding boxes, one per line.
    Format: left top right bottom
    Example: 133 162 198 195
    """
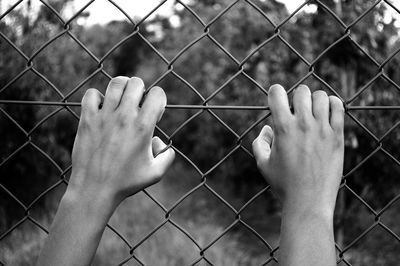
281 194 335 222
62 185 119 226
279 197 336 266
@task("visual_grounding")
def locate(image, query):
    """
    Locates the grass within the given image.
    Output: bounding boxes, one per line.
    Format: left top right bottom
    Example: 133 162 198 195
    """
0 161 279 265
2 161 398 265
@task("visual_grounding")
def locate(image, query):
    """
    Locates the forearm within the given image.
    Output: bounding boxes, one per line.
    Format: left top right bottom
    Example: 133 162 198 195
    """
36 188 116 266
37 77 174 265
279 201 336 266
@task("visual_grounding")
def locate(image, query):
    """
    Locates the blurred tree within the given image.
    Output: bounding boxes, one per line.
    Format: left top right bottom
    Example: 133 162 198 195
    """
151 0 400 222
1 0 400 263
297 0 400 248
0 0 75 228
0 0 152 227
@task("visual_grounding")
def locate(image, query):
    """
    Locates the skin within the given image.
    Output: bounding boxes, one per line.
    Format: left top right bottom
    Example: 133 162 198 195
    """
37 78 344 266
252 84 344 266
36 76 175 266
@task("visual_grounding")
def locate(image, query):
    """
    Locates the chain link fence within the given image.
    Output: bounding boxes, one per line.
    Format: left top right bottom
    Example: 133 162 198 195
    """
1 0 400 265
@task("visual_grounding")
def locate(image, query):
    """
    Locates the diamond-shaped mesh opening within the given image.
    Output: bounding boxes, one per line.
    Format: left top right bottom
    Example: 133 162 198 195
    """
32 33 101 91
278 1 345 63
171 41 239 98
202 221 276 265
0 218 48 265
207 1 277 62
1 0 400 265
129 222 201 265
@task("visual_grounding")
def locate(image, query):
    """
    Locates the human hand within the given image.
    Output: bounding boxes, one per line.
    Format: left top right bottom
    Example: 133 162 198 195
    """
68 76 175 208
252 84 344 216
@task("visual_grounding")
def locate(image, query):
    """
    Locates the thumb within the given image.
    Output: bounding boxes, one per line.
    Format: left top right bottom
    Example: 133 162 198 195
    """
151 136 175 177
252 125 273 166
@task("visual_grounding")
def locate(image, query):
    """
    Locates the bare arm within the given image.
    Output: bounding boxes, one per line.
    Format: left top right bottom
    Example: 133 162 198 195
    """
37 76 175 266
253 84 344 266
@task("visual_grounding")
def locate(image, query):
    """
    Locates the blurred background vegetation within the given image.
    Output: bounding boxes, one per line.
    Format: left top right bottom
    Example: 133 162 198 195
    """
1 0 400 265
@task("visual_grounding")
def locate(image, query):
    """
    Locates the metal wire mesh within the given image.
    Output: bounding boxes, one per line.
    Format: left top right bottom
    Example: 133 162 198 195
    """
1 0 400 265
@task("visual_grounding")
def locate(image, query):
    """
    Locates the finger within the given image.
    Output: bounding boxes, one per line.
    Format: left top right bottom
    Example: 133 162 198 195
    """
76 89 103 160
293 85 312 120
329 96 345 132
312 90 329 122
119 77 145 112
252 125 274 166
139 86 167 128
102 76 130 112
268 84 292 132
81 88 103 119
152 136 168 156
152 137 175 179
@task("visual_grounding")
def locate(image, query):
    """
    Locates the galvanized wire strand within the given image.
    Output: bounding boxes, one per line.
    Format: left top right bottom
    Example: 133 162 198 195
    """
1 0 400 265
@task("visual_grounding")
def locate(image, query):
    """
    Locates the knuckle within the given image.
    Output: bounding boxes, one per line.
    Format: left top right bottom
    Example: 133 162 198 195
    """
100 114 107 127
333 133 344 147
165 147 175 158
84 88 98 97
268 84 284 95
255 159 264 169
275 119 292 135
82 89 99 111
329 96 345 111
135 118 149 133
150 86 166 101
170 148 176 157
147 87 167 114
77 117 90 132
297 84 310 94
252 138 258 149
110 76 129 87
116 112 130 128
333 122 344 133
152 136 162 143
82 88 94 103
252 138 261 153
297 116 313 132
319 125 331 139
339 102 345 112
129 76 145 88
312 90 328 99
